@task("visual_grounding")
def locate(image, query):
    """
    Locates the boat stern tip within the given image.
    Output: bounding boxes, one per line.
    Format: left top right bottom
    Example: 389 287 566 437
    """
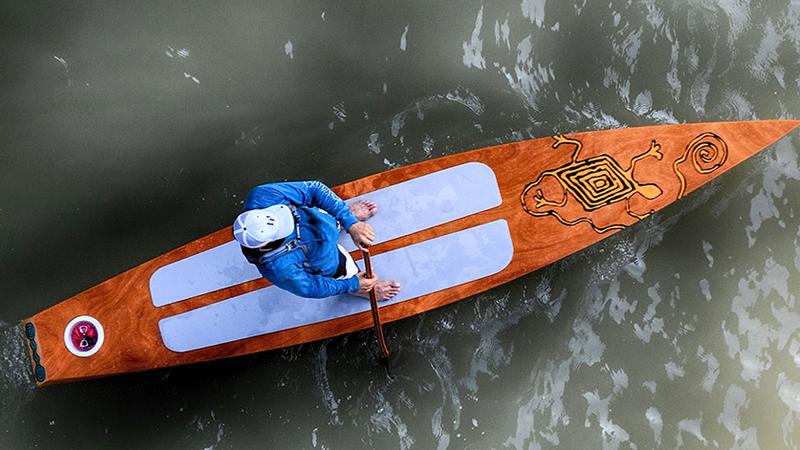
779 119 800 128
776 119 800 141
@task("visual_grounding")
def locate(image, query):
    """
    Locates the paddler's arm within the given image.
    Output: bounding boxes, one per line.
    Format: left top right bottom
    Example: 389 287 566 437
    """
258 264 359 299
244 181 358 230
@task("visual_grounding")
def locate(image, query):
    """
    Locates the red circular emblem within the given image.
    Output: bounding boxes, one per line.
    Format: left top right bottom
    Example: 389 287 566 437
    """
69 320 99 352
64 315 105 357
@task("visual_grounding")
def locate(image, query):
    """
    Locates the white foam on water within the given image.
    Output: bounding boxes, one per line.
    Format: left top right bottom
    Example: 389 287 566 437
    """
603 66 630 104
718 88 755 121
369 390 415 450
367 132 381 154
582 391 631 450
632 90 653 116
0 321 35 431
503 358 572 448
794 224 800 273
400 25 409 51
676 417 707 448
718 384 759 449
520 0 546 27
431 406 450 450
422 135 435 158
702 241 714 268
52 55 72 86
608 367 628 394
776 374 800 411
722 257 799 386
498 35 555 110
777 372 800 446
752 19 784 87
633 285 665 344
697 346 720 393
494 18 510 49
605 280 637 325
666 35 681 101
613 26 642 69
332 102 346 122
462 6 486 70
745 139 800 247
645 407 663 446
313 342 341 426
688 49 713 115
444 88 485 116
665 361 685 380
788 338 800 369
284 40 294 59
460 293 516 395
390 112 406 137
699 279 712 301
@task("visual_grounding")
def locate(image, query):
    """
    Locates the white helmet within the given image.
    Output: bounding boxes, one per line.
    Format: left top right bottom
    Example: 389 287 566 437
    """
233 205 295 248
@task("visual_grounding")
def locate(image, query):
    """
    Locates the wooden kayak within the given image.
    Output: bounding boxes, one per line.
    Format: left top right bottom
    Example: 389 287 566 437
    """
22 120 800 386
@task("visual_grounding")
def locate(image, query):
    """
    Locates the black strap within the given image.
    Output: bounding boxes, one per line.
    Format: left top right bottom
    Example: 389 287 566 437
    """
333 248 348 278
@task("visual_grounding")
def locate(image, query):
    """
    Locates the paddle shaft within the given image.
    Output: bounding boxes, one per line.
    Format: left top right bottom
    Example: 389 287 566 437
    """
361 248 390 359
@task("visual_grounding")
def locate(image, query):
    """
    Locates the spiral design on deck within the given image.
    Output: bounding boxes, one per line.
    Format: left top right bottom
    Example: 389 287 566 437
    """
674 132 728 198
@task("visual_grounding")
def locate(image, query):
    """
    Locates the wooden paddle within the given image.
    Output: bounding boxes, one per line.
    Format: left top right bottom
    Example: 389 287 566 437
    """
361 248 390 359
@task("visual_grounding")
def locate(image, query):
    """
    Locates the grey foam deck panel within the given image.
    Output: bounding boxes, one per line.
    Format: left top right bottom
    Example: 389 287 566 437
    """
158 220 513 352
149 162 500 307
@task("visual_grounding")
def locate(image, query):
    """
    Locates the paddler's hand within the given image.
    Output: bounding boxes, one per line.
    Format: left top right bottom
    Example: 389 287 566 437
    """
348 221 376 248
356 272 379 295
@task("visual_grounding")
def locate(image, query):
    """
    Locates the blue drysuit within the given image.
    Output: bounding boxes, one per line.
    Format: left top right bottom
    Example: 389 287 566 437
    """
242 181 360 298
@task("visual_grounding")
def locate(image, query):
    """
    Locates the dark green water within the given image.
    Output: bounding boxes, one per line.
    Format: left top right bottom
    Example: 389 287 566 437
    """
2 0 800 448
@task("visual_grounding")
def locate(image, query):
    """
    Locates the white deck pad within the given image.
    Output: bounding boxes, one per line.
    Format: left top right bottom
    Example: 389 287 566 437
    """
336 162 500 251
149 162 500 307
158 220 513 353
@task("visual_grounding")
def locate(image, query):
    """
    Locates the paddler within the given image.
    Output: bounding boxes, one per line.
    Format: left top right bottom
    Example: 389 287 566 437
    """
232 181 401 301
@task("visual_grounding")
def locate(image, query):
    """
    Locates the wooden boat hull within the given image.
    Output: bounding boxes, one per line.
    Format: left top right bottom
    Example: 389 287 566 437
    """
22 120 800 385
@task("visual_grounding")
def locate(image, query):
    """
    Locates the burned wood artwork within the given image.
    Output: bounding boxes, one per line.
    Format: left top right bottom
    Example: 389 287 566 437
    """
521 132 729 233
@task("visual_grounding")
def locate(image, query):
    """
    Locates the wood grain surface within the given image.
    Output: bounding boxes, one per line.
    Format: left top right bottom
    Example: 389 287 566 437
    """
23 120 800 385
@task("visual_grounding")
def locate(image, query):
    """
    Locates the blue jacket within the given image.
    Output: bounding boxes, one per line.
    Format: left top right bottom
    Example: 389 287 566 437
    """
243 181 360 298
